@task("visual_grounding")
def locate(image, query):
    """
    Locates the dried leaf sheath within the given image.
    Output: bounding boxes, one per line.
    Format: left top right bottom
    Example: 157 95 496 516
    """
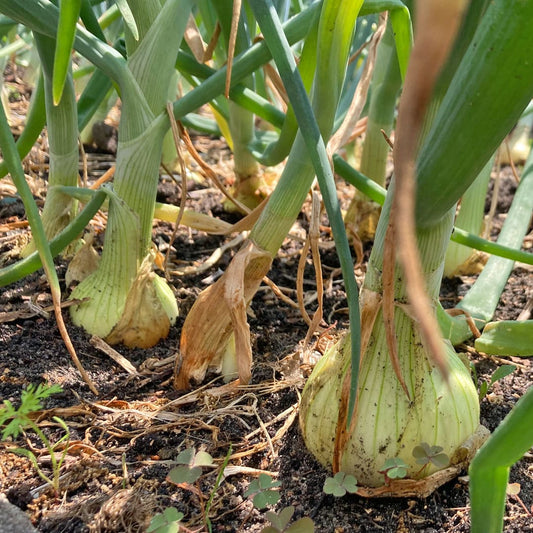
175 241 271 390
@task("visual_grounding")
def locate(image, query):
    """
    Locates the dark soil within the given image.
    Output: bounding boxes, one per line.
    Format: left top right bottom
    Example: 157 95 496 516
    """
1 88 533 532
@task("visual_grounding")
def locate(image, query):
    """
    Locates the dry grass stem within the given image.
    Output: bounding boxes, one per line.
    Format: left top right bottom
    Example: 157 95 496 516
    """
52 289 98 395
263 63 289 107
505 139 521 184
301 193 326 351
445 308 482 338
327 13 386 157
171 232 246 276
79 134 88 188
225 0 242 98
203 21 221 63
89 164 115 190
89 336 139 375
179 125 250 214
261 276 299 309
483 157 500 240
164 104 189 275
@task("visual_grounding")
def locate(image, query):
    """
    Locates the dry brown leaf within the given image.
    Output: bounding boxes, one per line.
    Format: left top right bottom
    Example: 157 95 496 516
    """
225 0 242 98
224 241 271 385
184 14 206 62
327 13 386 157
175 240 272 390
65 233 100 287
106 256 175 349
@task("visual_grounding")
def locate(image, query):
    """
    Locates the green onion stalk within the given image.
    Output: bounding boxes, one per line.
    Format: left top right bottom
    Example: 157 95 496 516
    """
344 18 401 241
301 200 483 487
249 9 320 167
469 385 533 533
198 0 262 210
175 0 364 389
441 143 533 346
0 70 46 180
443 155 493 278
0 0 193 347
22 32 80 256
69 0 193 347
299 0 533 489
76 1 122 147
79 87 117 147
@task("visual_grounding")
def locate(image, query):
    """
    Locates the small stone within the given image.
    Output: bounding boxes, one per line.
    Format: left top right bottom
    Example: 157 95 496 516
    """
0 494 38 533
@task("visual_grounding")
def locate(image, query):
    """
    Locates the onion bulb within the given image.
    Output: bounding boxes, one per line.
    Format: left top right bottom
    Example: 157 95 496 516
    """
299 306 481 487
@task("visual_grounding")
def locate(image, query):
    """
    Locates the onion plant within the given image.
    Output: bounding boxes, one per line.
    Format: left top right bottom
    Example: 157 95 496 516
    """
343 16 401 240
22 32 80 255
0 0 361 358
443 155 493 278
196 0 262 210
172 0 533 493
0 0 192 347
299 0 533 489
175 0 370 389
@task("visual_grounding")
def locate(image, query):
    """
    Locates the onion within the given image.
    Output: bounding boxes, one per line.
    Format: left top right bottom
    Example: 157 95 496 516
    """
300 306 481 487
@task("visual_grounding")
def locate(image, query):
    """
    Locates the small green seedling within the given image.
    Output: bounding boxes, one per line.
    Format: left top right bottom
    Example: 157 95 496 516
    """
412 442 449 471
168 448 214 485
379 457 408 484
147 507 184 533
0 383 68 496
477 364 517 401
323 472 358 497
262 506 315 533
245 473 281 509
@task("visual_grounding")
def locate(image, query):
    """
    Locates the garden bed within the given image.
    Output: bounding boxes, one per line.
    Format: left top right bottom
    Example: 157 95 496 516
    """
1 119 532 531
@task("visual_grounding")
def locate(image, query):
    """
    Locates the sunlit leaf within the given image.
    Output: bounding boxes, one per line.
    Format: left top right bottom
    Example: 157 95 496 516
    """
53 0 81 105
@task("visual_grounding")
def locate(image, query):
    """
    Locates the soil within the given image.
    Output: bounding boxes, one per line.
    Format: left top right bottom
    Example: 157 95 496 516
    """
1 78 533 533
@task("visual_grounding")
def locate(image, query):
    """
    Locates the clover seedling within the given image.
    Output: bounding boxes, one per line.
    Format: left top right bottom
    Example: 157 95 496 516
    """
147 507 184 533
323 472 358 497
412 443 449 470
168 448 214 485
379 457 408 484
478 364 516 401
245 473 281 509
262 506 315 533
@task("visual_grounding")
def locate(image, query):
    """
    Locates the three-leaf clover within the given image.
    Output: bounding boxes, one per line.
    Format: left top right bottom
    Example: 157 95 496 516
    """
379 457 408 482
323 472 358 497
168 448 214 485
147 507 184 533
263 506 315 533
412 443 449 469
245 473 281 509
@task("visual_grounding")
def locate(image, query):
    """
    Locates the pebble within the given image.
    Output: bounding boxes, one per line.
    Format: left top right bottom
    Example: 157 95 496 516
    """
0 494 38 533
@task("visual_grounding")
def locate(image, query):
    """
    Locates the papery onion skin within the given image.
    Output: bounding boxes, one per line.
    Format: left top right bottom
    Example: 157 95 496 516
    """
299 307 480 487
